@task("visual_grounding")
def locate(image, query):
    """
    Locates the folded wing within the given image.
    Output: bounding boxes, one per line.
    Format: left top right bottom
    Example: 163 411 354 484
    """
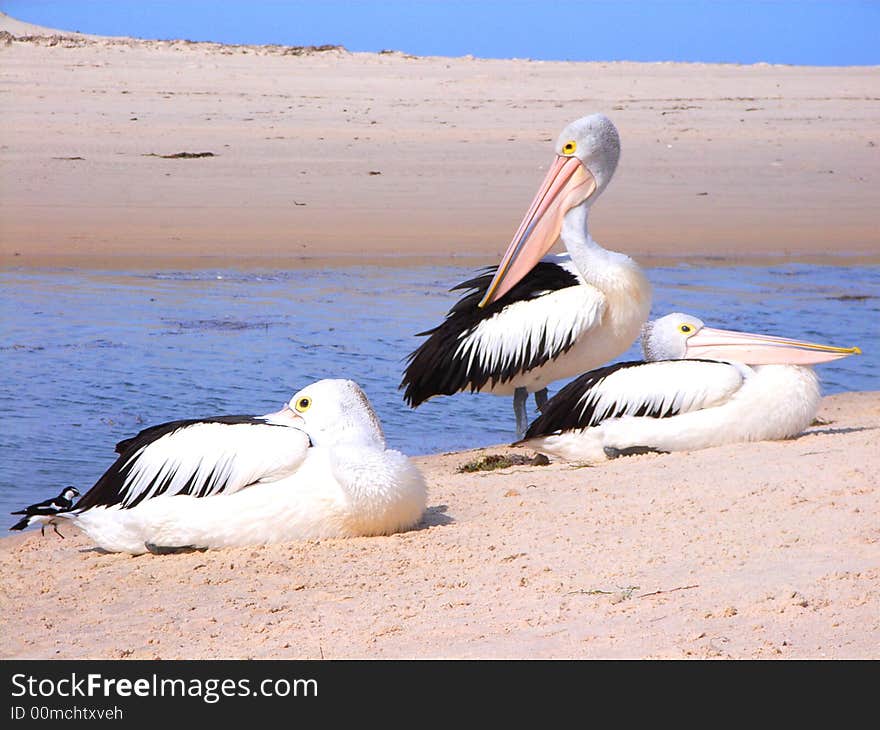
402 260 603 402
75 416 310 511
523 359 748 438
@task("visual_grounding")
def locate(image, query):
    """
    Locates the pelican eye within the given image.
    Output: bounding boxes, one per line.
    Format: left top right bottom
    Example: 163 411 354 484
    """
679 324 693 334
562 140 577 155
294 396 312 413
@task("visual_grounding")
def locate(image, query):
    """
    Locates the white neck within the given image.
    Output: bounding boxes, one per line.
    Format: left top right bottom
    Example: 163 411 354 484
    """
560 200 652 320
561 203 617 280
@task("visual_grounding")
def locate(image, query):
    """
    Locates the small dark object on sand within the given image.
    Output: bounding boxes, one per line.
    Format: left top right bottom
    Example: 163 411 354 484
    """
457 453 549 473
144 151 216 159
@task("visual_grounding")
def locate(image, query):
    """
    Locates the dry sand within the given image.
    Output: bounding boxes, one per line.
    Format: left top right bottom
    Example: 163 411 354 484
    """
1 12 879 268
1 392 877 659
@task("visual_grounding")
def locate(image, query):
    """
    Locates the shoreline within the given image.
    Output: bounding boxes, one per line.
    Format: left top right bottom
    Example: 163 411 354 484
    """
3 14 879 265
2 390 877 659
4 251 880 272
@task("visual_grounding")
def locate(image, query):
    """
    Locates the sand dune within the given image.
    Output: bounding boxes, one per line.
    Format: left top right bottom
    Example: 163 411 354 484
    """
2 12 878 268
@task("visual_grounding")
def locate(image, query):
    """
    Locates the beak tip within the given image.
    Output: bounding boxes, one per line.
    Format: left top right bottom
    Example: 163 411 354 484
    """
852 346 862 355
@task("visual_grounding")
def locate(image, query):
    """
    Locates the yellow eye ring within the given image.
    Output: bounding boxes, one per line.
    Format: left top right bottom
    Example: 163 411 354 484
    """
294 396 311 413
679 324 693 334
562 140 577 155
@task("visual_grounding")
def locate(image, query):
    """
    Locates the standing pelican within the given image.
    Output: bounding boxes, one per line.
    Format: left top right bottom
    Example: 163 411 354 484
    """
49 379 426 554
518 313 861 461
401 114 651 437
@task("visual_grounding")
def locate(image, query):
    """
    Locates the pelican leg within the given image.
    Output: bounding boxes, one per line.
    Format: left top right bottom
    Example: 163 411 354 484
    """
40 524 46 537
52 523 65 539
514 387 529 440
535 388 549 412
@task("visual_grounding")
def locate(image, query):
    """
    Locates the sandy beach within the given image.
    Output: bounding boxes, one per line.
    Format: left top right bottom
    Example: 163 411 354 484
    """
1 12 878 268
1 14 878 660
1 392 877 659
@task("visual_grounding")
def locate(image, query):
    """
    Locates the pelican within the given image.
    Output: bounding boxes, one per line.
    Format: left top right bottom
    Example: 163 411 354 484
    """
518 312 861 462
52 379 426 554
401 113 651 438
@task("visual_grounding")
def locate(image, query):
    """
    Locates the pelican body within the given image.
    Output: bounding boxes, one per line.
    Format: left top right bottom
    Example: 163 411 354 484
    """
402 114 651 437
55 380 427 554
518 313 861 462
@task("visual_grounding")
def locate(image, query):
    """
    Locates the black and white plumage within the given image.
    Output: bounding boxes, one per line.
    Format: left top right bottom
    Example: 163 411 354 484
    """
518 312 861 462
74 415 310 513
401 114 651 438
522 358 743 438
9 486 80 537
402 259 583 402
52 380 427 554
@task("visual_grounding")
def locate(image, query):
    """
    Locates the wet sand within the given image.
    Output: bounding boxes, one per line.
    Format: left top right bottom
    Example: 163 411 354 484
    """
1 392 877 659
2 12 879 269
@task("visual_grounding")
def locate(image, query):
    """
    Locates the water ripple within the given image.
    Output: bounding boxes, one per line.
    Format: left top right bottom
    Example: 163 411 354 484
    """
0 263 877 516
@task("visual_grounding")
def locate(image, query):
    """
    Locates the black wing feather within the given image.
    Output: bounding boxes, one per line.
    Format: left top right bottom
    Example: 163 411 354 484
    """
401 262 580 406
77 415 283 511
522 359 726 440
113 414 258 454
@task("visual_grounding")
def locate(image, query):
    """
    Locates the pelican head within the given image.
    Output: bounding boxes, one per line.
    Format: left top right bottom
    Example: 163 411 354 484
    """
555 113 620 199
642 313 861 365
479 113 621 307
264 379 387 449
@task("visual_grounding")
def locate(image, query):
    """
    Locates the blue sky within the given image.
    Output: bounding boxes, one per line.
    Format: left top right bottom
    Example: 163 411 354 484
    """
3 0 878 65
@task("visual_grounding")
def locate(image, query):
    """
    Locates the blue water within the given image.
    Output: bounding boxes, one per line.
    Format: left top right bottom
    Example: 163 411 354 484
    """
1 263 878 517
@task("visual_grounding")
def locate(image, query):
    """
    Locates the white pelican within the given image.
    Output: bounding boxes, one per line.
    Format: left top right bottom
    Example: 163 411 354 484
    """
9 487 80 537
49 379 426 554
518 312 861 462
402 113 651 437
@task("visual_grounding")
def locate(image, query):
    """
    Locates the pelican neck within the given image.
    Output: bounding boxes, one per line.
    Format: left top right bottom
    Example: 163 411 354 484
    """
561 203 618 276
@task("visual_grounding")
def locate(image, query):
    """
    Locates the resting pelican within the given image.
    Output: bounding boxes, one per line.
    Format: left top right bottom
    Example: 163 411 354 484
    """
402 113 651 438
518 312 861 461
51 379 426 554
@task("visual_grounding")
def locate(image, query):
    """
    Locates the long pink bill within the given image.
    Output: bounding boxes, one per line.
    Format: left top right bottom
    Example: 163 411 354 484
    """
478 155 596 308
685 326 862 365
262 405 305 427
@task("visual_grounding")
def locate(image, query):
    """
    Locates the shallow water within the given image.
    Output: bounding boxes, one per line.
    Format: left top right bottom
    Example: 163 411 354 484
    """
1 263 877 518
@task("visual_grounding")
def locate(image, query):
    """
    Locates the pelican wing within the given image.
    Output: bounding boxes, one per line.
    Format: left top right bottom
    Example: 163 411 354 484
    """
76 417 310 511
402 260 601 402
523 359 747 438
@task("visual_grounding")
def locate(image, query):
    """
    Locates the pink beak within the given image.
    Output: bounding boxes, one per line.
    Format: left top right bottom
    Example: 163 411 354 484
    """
685 326 861 365
478 155 597 308
262 404 304 426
